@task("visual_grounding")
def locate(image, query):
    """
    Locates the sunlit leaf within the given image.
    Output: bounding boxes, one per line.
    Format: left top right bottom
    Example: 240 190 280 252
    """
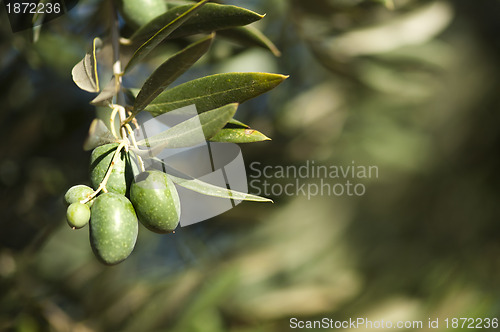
133 34 214 113
218 26 281 57
91 76 118 106
124 0 208 73
134 104 238 154
168 173 272 202
145 72 288 116
209 128 270 143
131 3 265 43
71 37 102 93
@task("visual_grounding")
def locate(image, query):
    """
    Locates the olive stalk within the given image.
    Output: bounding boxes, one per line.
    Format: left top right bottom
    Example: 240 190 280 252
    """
82 1 141 203
83 5 143 204
81 141 128 204
122 112 135 126
124 123 146 172
110 0 127 139
109 105 122 139
127 109 140 131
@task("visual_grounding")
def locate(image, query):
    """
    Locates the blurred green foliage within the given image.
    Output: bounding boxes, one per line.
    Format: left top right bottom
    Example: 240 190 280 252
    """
1 0 500 331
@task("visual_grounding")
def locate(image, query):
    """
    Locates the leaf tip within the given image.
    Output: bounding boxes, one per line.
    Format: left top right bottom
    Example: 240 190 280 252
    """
272 73 289 84
252 130 271 141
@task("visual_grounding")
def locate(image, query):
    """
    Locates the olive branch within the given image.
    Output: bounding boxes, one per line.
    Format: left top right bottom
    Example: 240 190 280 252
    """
72 0 286 203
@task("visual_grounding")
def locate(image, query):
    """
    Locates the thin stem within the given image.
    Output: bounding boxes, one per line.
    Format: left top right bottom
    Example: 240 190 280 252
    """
125 123 146 172
131 115 140 131
110 0 127 139
124 124 138 148
109 105 120 139
122 113 135 126
81 141 128 204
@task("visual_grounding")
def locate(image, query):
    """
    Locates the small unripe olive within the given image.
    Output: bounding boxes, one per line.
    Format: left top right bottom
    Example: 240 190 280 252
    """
66 202 91 229
64 184 94 207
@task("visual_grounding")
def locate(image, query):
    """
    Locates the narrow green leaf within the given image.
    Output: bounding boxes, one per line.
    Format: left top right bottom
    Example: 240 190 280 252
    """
147 155 272 202
135 103 238 153
168 174 272 202
218 25 281 57
133 34 214 113
124 0 208 73
71 37 102 93
209 128 271 143
227 118 249 128
146 72 288 116
131 3 265 43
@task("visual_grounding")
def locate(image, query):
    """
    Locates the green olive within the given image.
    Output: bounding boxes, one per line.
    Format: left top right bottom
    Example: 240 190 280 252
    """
117 0 168 29
66 202 91 229
64 184 94 207
130 170 181 233
89 193 138 265
89 143 137 196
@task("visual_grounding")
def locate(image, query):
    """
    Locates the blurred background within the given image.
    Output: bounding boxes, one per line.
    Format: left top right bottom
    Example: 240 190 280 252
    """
1 0 500 331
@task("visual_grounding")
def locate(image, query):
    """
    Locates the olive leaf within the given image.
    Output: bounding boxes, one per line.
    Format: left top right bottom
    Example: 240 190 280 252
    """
227 118 249 128
145 72 288 116
149 156 272 202
124 0 208 73
131 3 265 43
91 76 118 106
218 26 281 57
71 37 102 93
134 103 238 155
168 173 272 202
209 128 270 143
133 33 214 114
83 119 119 151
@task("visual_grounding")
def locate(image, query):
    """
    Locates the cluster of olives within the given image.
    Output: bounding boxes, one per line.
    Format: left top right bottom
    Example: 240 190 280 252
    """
63 143 181 265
